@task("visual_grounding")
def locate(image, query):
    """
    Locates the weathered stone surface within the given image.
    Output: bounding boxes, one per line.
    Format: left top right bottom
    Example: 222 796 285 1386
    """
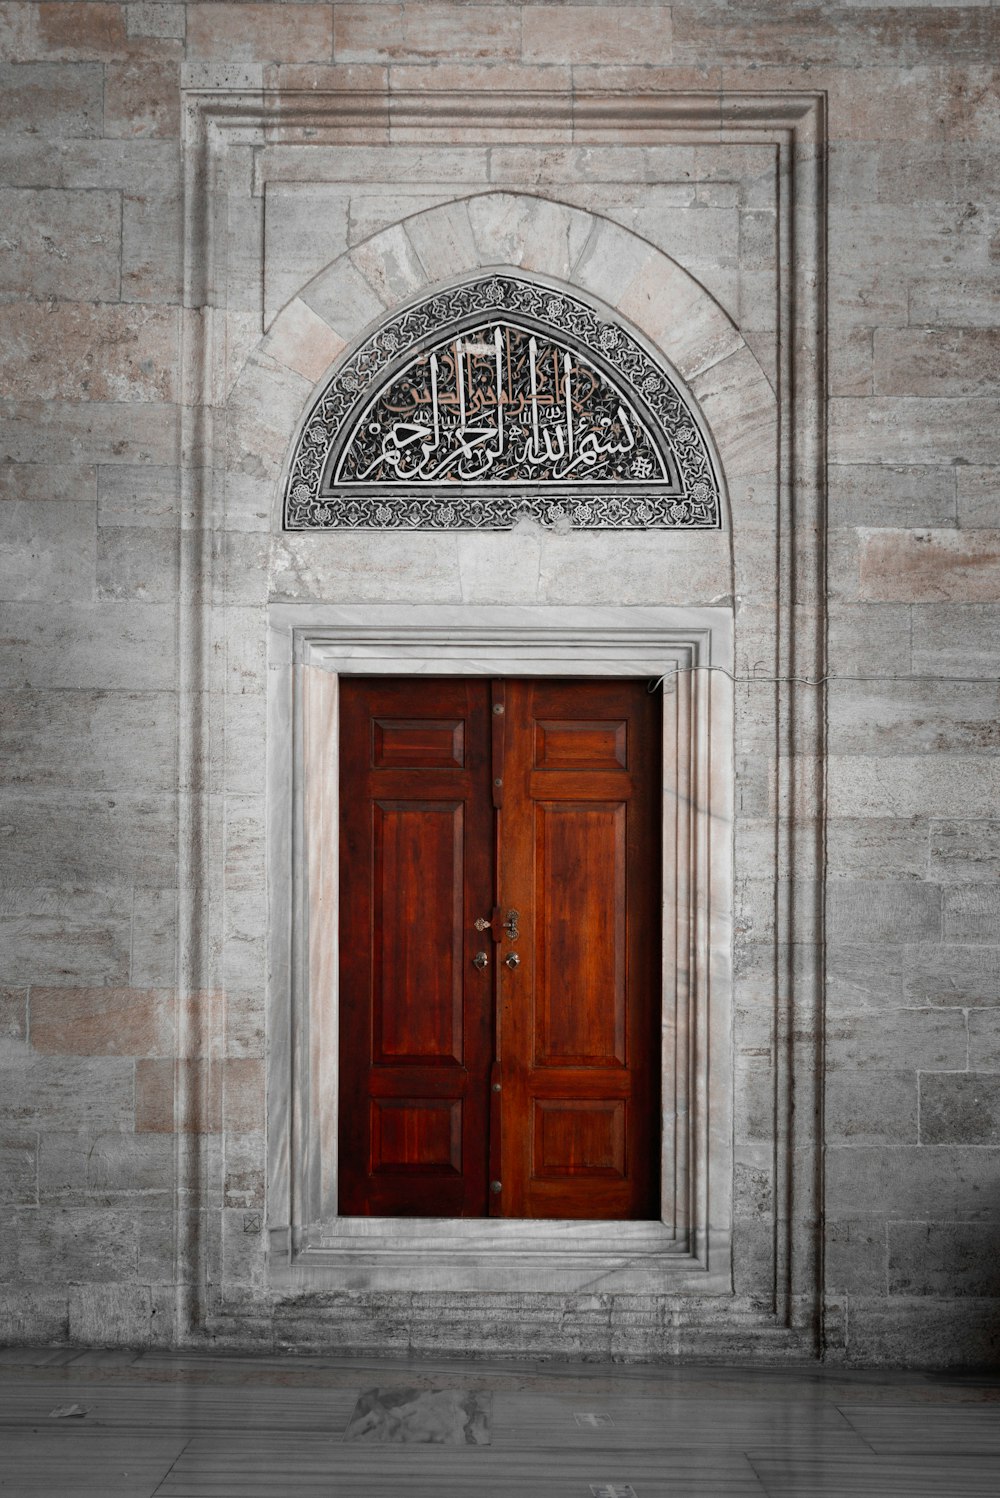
875 329 1000 400
130 888 178 987
826 1145 1000 1222
828 464 956 530
957 467 1000 529
0 791 176 885
96 527 180 601
223 1131 265 1209
889 1222 1000 1299
828 756 1000 820
188 3 333 62
0 1135 37 1205
105 48 182 140
0 690 176 789
825 819 929 882
827 1010 967 1074
943 885 1000 943
0 1055 134 1132
827 602 912 676
0 886 130 987
929 820 1000 884
921 1075 1000 1147
825 1218 887 1297
827 881 941 944
858 529 1000 604
122 184 182 303
0 61 103 136
523 5 672 66
97 464 179 528
903 945 1000 1007
0 499 96 603
968 1011 1000 1070
911 603 1000 678
127 4 185 41
827 680 1000 754
0 399 179 468
830 399 1000 468
0 187 121 303
31 985 173 1057
826 945 905 1015
335 4 520 63
0 987 28 1043
0 601 175 690
826 1071 917 1146
0 302 179 403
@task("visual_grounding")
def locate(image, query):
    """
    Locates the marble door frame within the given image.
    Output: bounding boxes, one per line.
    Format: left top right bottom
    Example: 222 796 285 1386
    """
268 603 735 1295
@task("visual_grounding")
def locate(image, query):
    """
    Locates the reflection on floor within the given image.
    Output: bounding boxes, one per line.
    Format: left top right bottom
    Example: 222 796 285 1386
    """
1 1345 999 1495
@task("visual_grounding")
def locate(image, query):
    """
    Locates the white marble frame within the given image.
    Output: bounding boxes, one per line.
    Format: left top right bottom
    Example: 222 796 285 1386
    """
268 604 734 1295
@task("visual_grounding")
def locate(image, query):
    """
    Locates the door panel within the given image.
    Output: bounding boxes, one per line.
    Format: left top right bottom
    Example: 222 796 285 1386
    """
338 674 660 1220
338 678 493 1217
372 799 464 1064
499 679 660 1219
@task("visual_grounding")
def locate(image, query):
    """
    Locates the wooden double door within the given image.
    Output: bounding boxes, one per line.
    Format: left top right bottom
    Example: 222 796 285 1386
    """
338 676 661 1220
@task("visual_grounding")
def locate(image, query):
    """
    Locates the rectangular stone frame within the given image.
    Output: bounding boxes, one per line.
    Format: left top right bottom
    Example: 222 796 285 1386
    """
268 604 733 1294
181 86 826 1354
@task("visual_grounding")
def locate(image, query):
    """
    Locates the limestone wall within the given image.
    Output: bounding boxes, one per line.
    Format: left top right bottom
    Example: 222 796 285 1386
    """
1 1 998 1366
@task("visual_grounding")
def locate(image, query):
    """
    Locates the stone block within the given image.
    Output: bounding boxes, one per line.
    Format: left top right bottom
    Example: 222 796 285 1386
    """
0 302 179 404
96 526 180 602
858 529 1000 604
827 881 941 944
105 48 182 140
224 1131 265 1209
921 1074 1000 1147
0 187 120 303
130 888 178 987
227 355 314 490
826 944 906 1016
0 1135 37 1205
188 3 333 62
224 694 266 797
830 398 1000 468
828 328 873 400
690 347 775 481
97 464 179 528
828 680 999 755
825 1218 887 1297
0 791 176 885
0 1055 134 1131
270 531 461 605
405 198 477 282
0 886 131 989
122 184 182 303
335 4 519 63
35 2 128 58
618 251 745 383
828 756 1000 820
136 1057 220 1134
69 1284 155 1343
535 530 731 608
929 820 1000 884
571 215 655 310
0 463 97 505
943 885 1000 943
0 61 103 136
222 890 267 991
825 818 928 883
889 1222 1000 1299
263 183 351 326
225 609 268 695
351 221 427 305
875 329 1000 401
24 1203 138 1283
826 1144 1000 1222
903 945 1000 1008
909 272 998 331
87 1132 175 1201
1 401 179 468
827 602 911 677
828 1010 967 1075
30 985 174 1057
0 1286 68 1344
0 601 176 690
912 603 1000 678
0 500 96 603
0 689 177 790
261 297 346 384
827 1070 918 1147
0 987 28 1042
128 4 185 40
957 467 1000 530
827 464 956 530
522 6 672 66
968 1011 1000 1070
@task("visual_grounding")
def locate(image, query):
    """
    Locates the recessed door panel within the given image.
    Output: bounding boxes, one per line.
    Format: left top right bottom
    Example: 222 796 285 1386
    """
534 801 627 1067
339 674 660 1220
373 800 464 1064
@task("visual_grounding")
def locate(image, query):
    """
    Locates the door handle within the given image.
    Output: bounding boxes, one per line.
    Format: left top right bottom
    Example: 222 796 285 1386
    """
472 950 489 970
504 952 520 969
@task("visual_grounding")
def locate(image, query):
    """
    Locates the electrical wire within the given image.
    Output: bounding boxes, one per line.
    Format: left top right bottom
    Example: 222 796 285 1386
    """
648 669 1000 692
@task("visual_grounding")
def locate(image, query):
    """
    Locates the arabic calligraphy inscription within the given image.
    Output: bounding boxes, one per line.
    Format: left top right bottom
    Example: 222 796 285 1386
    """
284 276 721 531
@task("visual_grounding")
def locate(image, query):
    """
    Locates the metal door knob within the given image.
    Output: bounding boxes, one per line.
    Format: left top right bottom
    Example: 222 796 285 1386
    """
472 951 489 970
504 952 520 969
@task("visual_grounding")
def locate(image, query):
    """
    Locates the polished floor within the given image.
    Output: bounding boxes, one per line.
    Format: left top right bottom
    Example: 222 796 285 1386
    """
2 1346 1000 1496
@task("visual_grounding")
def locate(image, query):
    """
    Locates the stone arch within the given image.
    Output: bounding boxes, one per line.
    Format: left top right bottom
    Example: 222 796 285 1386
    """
225 192 778 608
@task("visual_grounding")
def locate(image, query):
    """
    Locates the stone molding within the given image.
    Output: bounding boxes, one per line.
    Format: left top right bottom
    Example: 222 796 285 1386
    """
181 86 826 1359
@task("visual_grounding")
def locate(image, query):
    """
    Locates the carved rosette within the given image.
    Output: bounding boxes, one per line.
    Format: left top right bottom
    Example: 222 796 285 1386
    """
283 275 722 531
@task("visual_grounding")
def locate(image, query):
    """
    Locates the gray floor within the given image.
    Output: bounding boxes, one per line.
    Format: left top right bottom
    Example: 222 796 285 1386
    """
2 1346 1000 1496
